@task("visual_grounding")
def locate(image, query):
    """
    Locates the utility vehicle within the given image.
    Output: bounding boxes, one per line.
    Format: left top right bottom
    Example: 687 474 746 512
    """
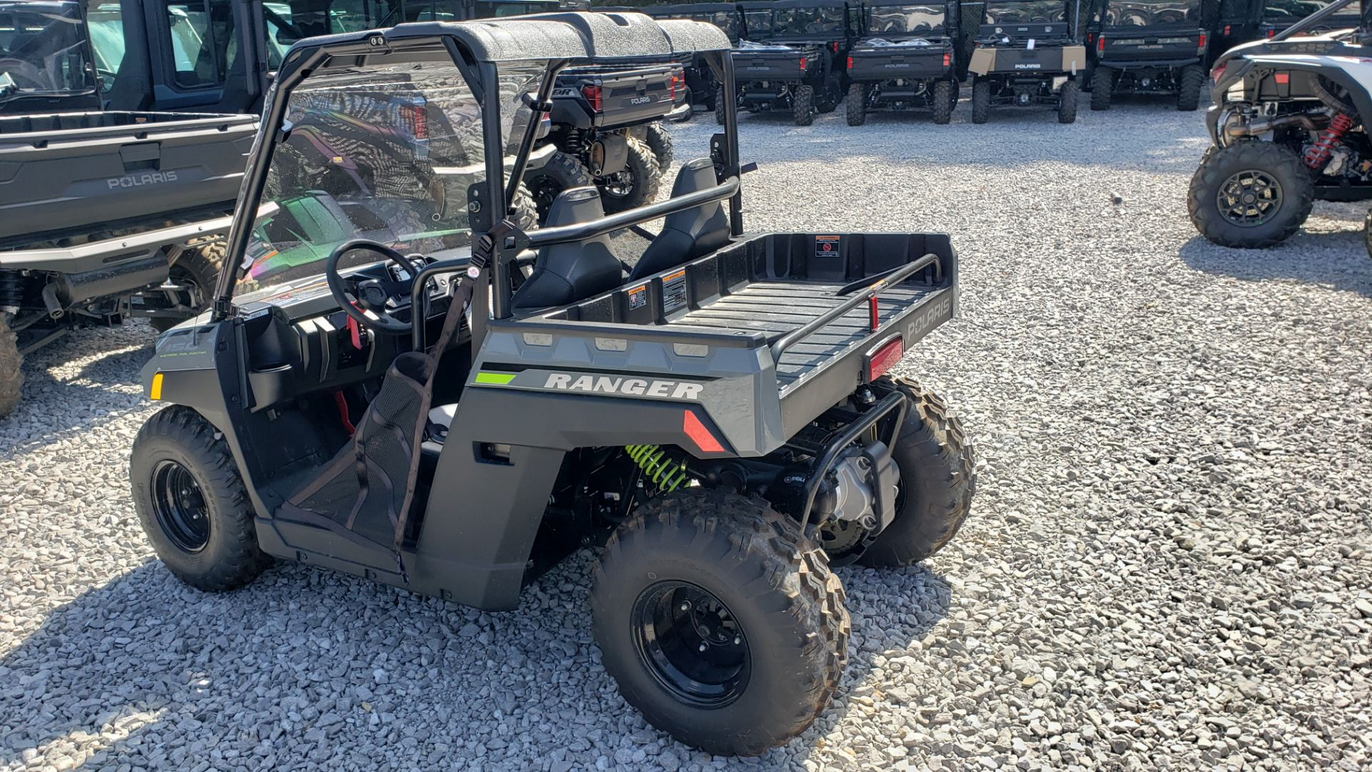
1189 0 1372 248
1083 0 1214 111
129 11 976 755
966 0 1087 122
727 0 855 125
1210 0 1362 58
845 0 965 125
644 2 745 111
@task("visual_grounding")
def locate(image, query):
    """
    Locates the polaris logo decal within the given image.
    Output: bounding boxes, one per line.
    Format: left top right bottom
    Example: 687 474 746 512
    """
545 373 703 400
905 297 953 341
1014 63 1042 70
107 171 178 189
629 95 652 105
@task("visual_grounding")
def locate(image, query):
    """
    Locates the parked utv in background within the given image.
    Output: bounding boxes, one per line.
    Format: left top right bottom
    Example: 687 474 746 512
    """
129 11 976 757
1083 0 1215 111
966 0 1087 122
846 0 965 124
645 2 745 111
728 0 855 125
1189 0 1372 248
1211 0 1362 58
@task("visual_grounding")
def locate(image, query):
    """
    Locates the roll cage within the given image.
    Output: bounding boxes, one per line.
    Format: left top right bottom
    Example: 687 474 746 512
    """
210 11 737 329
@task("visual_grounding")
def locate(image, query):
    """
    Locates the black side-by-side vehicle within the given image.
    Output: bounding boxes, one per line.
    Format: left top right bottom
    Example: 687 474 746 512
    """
129 11 976 757
1083 0 1214 111
965 0 1088 122
727 0 856 125
846 0 965 124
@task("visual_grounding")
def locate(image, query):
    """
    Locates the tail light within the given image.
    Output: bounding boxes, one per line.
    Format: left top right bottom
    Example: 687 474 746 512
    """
847 55 853 69
400 104 427 140
1210 61 1226 83
1197 32 1207 55
1224 24 1231 35
799 56 808 71
669 71 682 100
943 52 950 67
831 41 838 52
1097 33 1105 52
1274 72 1290 84
865 337 904 382
581 84 603 112
1266 28 1276 38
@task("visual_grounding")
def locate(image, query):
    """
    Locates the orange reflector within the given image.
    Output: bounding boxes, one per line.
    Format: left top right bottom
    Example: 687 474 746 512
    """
149 372 164 401
683 410 724 453
867 338 904 382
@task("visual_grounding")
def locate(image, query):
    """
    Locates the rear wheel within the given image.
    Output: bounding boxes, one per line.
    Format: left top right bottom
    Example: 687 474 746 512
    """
597 137 662 214
0 313 20 418
971 78 991 124
1365 208 1372 260
1177 64 1204 112
1057 80 1078 124
152 240 223 333
131 406 271 591
525 150 595 224
643 122 674 172
846 83 867 126
1188 141 1314 249
857 377 977 567
933 79 954 124
793 84 815 126
1091 66 1113 110
592 489 849 756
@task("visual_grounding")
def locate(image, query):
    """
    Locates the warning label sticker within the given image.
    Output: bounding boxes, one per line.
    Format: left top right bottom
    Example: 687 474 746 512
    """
662 269 688 314
627 284 648 310
815 235 841 259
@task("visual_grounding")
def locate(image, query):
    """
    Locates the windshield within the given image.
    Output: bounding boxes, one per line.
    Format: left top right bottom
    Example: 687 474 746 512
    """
985 0 1068 24
1102 0 1202 26
775 7 846 35
744 8 775 36
868 4 947 34
0 1 96 98
1261 0 1357 23
241 59 542 295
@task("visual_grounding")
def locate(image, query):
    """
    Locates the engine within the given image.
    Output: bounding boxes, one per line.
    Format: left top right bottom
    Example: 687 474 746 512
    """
1218 73 1372 185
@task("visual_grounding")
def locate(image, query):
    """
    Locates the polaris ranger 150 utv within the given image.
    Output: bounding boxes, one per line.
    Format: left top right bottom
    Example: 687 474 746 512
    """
1189 0 1372 248
967 0 1088 122
1210 0 1363 58
129 11 975 755
1083 0 1214 111
846 0 965 125
728 0 855 125
645 2 746 111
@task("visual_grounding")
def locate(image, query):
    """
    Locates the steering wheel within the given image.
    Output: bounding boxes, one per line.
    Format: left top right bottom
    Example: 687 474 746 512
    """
325 239 424 335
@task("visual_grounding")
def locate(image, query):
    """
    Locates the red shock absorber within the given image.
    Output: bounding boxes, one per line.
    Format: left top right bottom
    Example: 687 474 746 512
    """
1305 112 1355 169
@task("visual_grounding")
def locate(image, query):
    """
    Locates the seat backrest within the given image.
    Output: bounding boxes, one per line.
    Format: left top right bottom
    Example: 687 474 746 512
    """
511 187 624 312
628 158 731 281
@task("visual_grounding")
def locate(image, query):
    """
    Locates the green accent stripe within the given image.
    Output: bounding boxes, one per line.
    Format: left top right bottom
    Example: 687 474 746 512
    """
474 371 516 385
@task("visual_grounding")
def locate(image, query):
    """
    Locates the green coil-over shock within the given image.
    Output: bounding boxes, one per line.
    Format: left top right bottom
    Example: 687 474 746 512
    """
625 445 691 493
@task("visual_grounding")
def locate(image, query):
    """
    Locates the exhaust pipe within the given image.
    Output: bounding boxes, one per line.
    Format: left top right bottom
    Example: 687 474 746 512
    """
1223 111 1328 140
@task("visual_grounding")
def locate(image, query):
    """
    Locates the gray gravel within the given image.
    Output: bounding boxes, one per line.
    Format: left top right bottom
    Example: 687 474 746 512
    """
3 100 1372 771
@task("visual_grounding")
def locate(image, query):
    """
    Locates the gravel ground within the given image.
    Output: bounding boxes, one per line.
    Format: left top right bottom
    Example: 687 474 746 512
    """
3 99 1372 771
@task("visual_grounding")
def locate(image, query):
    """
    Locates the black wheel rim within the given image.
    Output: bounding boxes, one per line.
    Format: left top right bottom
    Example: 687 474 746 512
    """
631 581 750 708
600 168 635 201
531 175 564 221
1217 169 1284 227
151 460 210 552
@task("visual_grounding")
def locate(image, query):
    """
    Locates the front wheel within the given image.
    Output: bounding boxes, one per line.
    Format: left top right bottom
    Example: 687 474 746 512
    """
933 79 954 125
1188 141 1314 249
971 78 991 124
1177 64 1204 112
1057 80 1078 124
592 489 849 756
0 313 20 418
793 84 815 126
131 406 271 591
857 377 977 567
846 82 867 126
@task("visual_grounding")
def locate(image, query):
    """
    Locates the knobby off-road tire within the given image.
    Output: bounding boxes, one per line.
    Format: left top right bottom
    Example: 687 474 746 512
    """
1177 64 1205 112
846 83 867 126
644 122 674 172
716 87 728 125
1058 80 1079 124
0 313 20 418
971 78 991 124
1364 208 1372 260
153 240 224 333
815 81 841 114
591 489 850 756
933 79 954 125
1091 66 1113 111
525 150 595 224
131 406 271 591
1188 141 1314 249
793 84 815 126
858 377 977 567
598 138 662 215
